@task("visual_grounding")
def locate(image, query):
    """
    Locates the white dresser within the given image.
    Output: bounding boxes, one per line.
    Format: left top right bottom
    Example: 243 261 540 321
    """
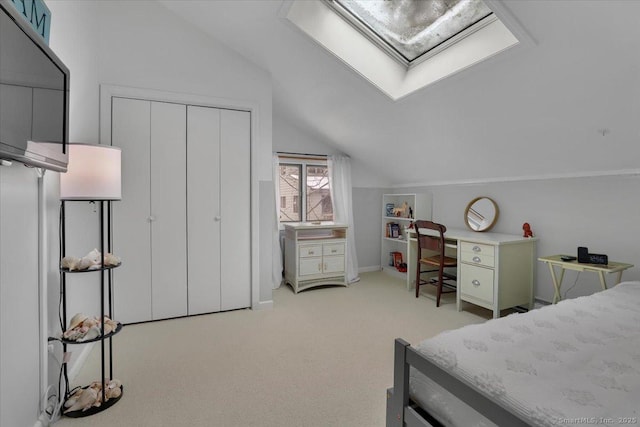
284 223 348 293
408 228 537 318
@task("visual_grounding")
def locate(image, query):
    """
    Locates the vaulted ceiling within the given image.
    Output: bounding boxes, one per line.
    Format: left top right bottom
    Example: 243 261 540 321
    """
162 1 640 186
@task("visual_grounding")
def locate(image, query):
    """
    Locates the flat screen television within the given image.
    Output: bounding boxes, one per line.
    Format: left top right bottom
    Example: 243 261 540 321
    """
0 1 69 172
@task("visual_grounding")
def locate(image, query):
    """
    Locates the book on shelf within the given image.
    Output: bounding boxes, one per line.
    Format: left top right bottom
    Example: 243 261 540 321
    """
386 222 400 238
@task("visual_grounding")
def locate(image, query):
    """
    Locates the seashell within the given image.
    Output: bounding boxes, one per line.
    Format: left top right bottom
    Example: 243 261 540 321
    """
64 387 97 413
85 248 102 264
77 325 101 342
61 256 80 270
64 395 78 408
69 313 89 330
102 317 118 334
63 329 83 341
104 253 121 267
76 257 94 270
82 317 99 328
106 385 121 399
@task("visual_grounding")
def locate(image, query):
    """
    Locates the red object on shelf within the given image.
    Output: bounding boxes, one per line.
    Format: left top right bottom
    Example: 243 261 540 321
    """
393 252 405 272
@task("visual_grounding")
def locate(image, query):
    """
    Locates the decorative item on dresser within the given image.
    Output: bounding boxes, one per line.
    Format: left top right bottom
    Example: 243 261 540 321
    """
283 222 348 293
464 196 498 232
58 143 124 417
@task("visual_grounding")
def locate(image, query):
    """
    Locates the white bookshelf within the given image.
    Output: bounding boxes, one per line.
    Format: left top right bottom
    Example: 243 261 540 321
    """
381 193 432 287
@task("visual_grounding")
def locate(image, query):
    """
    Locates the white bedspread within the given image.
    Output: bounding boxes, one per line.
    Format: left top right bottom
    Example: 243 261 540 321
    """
410 281 640 427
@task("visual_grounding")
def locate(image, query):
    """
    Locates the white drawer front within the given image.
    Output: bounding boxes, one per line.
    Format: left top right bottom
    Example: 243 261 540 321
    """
323 243 345 256
323 256 345 274
460 264 494 303
299 257 323 276
460 251 495 268
299 245 322 258
460 241 495 257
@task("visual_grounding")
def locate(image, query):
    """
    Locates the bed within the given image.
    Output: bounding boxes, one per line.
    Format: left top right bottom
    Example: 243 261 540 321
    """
387 281 640 427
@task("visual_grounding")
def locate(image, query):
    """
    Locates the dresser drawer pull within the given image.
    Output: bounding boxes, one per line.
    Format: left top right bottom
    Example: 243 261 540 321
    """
472 246 481 252
472 256 481 263
472 279 481 287
309 250 315 255
331 249 337 253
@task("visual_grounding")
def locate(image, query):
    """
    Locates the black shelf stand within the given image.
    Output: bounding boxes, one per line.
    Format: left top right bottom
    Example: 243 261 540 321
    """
59 200 123 417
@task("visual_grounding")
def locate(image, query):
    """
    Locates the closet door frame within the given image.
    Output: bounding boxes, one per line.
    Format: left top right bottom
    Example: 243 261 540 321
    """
100 84 259 310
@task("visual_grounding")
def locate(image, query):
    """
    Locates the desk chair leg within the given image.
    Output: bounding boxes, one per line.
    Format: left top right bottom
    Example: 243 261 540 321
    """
436 268 443 307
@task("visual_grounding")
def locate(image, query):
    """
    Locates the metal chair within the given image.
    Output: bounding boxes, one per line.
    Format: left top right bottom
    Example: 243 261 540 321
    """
414 220 457 307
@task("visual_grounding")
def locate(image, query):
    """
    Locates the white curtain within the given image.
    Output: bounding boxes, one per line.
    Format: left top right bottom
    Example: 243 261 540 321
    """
272 153 283 289
328 154 359 283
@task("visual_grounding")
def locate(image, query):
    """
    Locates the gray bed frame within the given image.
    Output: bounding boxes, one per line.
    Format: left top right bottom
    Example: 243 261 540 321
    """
386 338 532 427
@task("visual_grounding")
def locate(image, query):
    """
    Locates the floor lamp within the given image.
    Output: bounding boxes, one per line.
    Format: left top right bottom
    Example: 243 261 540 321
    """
59 143 122 416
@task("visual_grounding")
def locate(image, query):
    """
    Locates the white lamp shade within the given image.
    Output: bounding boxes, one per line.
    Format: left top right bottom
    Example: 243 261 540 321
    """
60 144 122 200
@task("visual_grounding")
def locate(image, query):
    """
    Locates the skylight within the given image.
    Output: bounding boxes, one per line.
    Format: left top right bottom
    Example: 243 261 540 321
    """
284 0 524 100
328 0 494 68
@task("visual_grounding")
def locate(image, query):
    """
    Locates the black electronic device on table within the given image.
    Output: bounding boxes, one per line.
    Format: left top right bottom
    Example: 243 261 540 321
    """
560 255 577 262
577 246 608 265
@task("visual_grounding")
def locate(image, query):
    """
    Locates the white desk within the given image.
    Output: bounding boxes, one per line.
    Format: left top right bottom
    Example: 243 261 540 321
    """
407 227 537 318
538 255 634 303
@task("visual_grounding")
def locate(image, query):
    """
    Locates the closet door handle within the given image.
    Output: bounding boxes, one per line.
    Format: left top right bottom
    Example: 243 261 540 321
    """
147 215 156 222
214 216 221 222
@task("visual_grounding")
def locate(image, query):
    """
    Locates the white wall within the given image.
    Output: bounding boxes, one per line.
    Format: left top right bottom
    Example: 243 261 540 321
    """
273 112 390 189
0 164 40 427
352 187 385 271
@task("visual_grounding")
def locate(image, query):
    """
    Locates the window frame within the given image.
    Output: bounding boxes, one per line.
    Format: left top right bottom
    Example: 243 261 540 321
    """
278 156 332 224
325 0 496 69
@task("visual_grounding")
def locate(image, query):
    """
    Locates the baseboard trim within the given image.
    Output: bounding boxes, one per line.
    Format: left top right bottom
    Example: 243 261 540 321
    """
253 300 273 310
359 265 381 273
534 297 552 308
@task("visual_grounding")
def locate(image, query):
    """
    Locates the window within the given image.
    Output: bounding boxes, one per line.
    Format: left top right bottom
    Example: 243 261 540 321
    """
328 0 494 68
285 1 520 100
293 195 299 214
278 157 333 223
279 164 301 222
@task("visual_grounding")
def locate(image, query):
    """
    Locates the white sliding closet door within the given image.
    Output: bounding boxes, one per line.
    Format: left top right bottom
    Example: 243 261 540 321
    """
187 106 221 315
111 93 251 322
187 107 250 313
112 97 152 324
150 102 187 319
220 110 251 311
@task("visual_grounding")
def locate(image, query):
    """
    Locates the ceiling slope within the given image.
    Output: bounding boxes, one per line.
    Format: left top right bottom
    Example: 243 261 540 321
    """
161 0 640 186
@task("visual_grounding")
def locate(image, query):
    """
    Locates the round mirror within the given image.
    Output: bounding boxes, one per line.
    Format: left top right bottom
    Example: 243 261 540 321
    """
464 197 499 232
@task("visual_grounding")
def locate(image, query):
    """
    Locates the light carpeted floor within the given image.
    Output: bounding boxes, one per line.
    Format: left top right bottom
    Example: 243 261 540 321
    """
55 272 491 427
